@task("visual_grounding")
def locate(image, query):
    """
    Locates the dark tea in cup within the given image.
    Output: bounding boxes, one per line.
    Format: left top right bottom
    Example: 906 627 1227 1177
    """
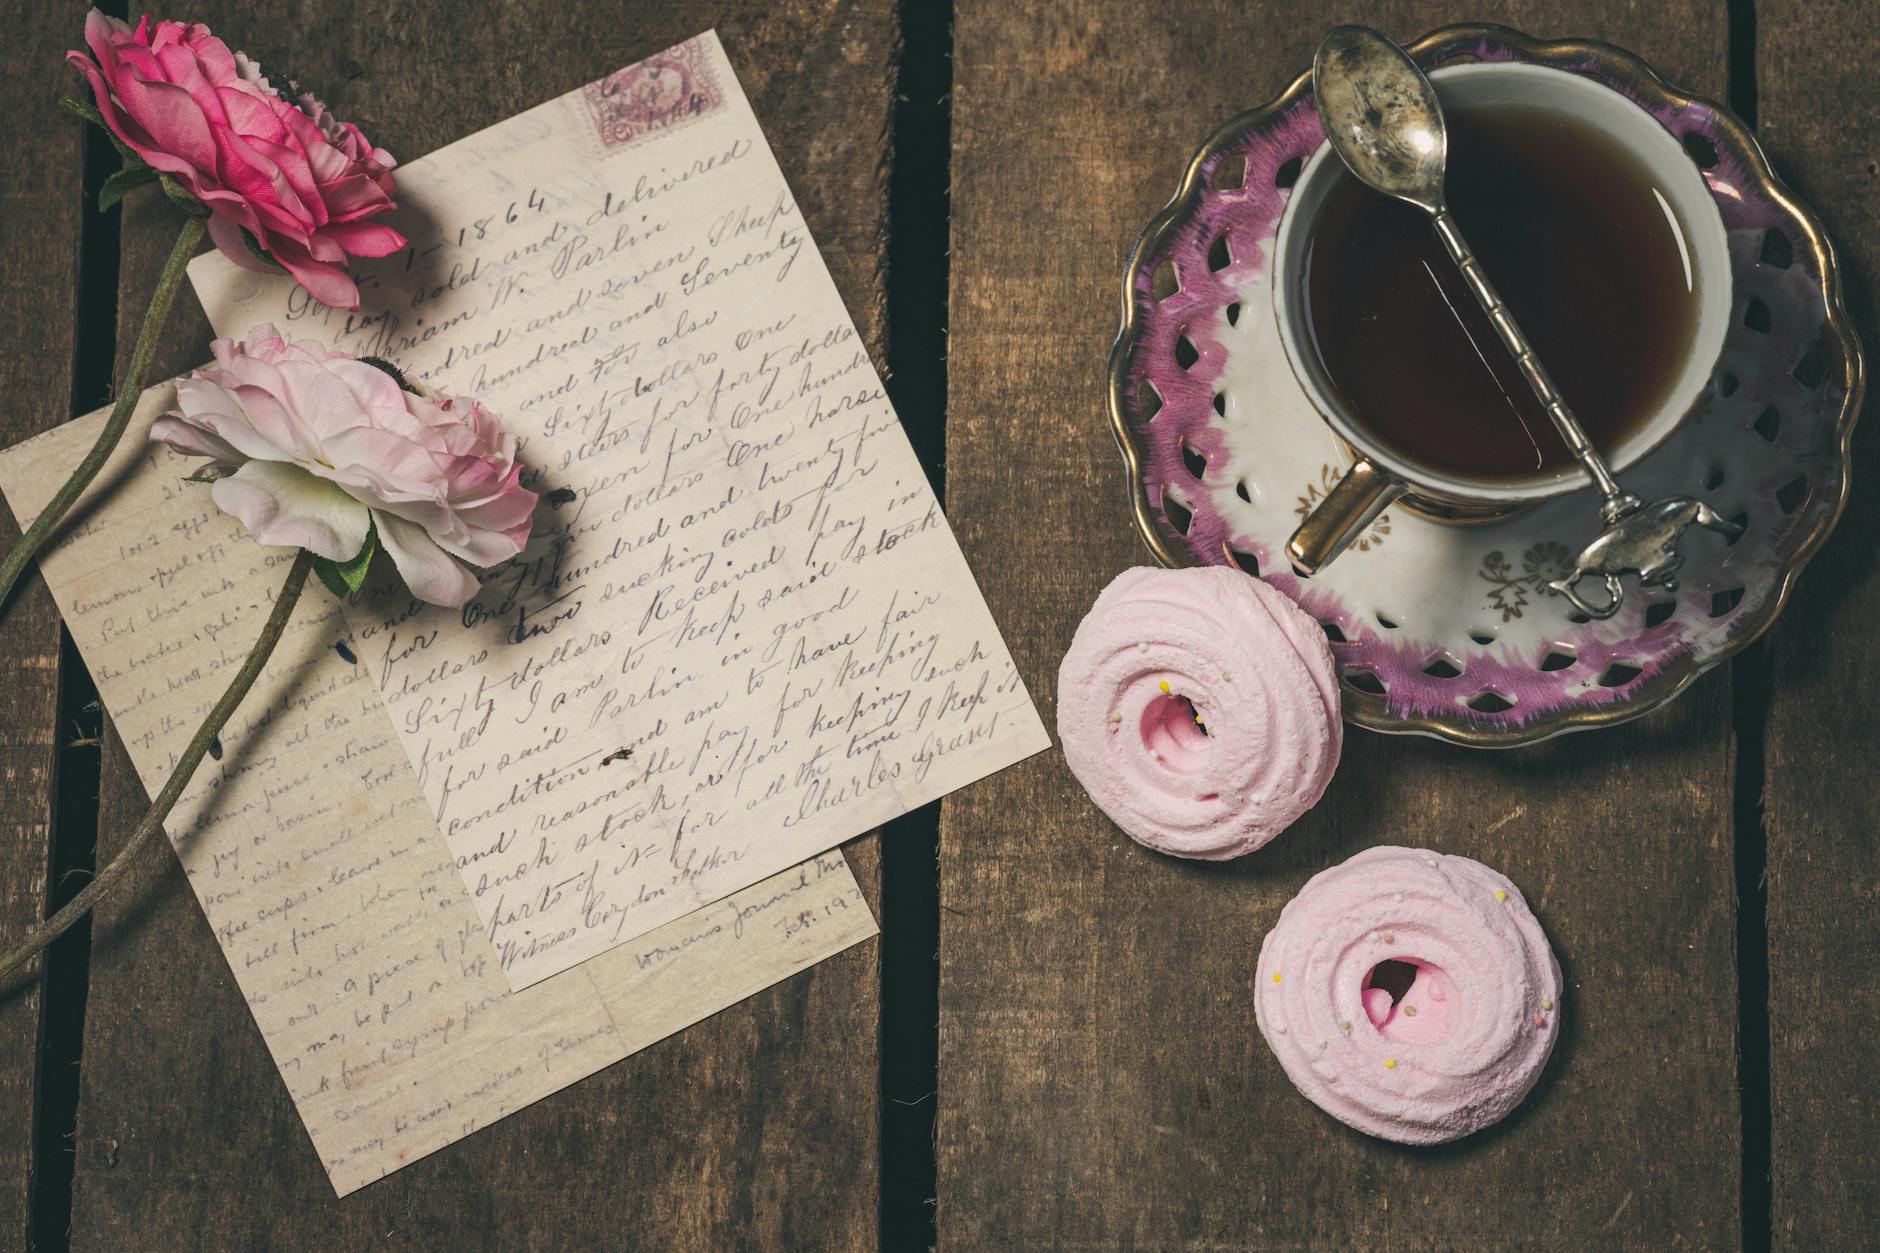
1274 61 1732 574
1298 101 1702 485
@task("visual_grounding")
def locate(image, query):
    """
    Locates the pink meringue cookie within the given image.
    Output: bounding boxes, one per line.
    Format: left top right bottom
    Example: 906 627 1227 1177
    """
1057 566 1341 858
1256 847 1562 1144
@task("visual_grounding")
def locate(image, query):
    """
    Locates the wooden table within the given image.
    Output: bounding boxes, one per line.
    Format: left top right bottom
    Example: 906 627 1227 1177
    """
0 1 1871 1248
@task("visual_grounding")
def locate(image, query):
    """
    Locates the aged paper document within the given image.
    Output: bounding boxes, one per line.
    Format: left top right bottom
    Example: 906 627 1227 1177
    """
191 31 1048 988
0 395 875 1195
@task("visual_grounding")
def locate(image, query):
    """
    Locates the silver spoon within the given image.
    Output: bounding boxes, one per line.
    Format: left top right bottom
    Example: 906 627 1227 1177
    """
1310 25 1739 619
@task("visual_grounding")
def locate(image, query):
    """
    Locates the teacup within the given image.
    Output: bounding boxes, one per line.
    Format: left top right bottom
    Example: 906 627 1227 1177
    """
1276 61 1733 575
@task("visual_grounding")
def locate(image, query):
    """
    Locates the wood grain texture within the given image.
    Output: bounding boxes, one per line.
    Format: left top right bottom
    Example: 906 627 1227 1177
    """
0 4 87 1247
70 3 890 1247
939 4 1743 1248
1754 2 1880 1246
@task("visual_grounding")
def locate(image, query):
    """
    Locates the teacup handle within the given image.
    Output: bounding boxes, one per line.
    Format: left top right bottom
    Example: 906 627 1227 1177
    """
1286 458 1403 576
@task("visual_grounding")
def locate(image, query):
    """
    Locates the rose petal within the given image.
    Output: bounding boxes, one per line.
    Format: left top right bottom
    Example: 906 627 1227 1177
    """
267 239 361 309
327 357 413 414
375 511 481 607
457 469 539 534
109 76 218 172
434 518 530 567
205 213 277 274
149 413 244 463
320 423 451 486
320 219 406 257
210 460 371 560
173 376 293 462
266 356 382 448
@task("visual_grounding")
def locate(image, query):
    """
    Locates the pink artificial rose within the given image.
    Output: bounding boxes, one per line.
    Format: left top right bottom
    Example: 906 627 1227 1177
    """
151 326 537 607
69 10 404 310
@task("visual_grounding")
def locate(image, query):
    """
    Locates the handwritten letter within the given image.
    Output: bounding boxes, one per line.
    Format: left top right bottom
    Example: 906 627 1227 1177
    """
192 31 1047 988
0 392 876 1196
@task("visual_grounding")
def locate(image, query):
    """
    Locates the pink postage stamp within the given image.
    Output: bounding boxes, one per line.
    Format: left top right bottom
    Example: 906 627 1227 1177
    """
581 37 725 153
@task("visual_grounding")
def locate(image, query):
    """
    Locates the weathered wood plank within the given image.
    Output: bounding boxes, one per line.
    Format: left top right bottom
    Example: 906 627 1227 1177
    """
0 5 88 1246
70 3 890 1247
940 4 1742 1247
1754 2 1880 1246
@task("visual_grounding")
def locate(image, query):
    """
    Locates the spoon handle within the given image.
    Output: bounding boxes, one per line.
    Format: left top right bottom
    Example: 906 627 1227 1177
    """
1428 208 1630 512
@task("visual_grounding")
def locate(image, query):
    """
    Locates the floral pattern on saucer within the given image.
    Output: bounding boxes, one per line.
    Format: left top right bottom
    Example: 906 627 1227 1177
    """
1108 24 1861 746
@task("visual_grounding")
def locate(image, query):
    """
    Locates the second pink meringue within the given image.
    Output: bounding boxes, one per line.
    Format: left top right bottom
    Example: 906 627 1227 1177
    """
1256 846 1562 1144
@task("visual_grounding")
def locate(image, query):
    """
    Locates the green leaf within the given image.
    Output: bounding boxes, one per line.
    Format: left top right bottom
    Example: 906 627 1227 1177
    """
61 95 142 165
311 518 378 599
158 174 208 217
239 226 286 271
59 95 105 127
180 466 225 485
98 163 158 212
65 86 217 220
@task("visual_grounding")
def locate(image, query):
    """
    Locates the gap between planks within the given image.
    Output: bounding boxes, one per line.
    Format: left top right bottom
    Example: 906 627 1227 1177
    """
879 0 955 1248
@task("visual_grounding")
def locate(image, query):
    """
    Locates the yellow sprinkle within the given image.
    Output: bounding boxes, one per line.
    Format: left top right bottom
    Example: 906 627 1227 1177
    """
1338 1019 1352 1032
1542 997 1553 1011
1403 1005 1417 1017
1158 680 1171 693
1383 1058 1397 1070
1272 972 1282 983
1109 711 1122 723
1494 889 1508 901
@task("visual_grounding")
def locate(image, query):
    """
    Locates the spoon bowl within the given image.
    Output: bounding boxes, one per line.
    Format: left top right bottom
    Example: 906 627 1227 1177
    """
1311 26 1449 213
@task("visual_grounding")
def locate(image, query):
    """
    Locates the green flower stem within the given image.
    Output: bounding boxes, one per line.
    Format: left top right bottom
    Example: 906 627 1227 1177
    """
0 212 207 613
0 547 313 984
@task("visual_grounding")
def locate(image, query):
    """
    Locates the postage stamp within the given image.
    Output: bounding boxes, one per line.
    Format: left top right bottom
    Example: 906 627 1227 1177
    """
580 37 725 154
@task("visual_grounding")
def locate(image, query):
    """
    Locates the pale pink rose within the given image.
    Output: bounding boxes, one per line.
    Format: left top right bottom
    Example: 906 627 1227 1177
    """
151 326 537 607
69 10 404 309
